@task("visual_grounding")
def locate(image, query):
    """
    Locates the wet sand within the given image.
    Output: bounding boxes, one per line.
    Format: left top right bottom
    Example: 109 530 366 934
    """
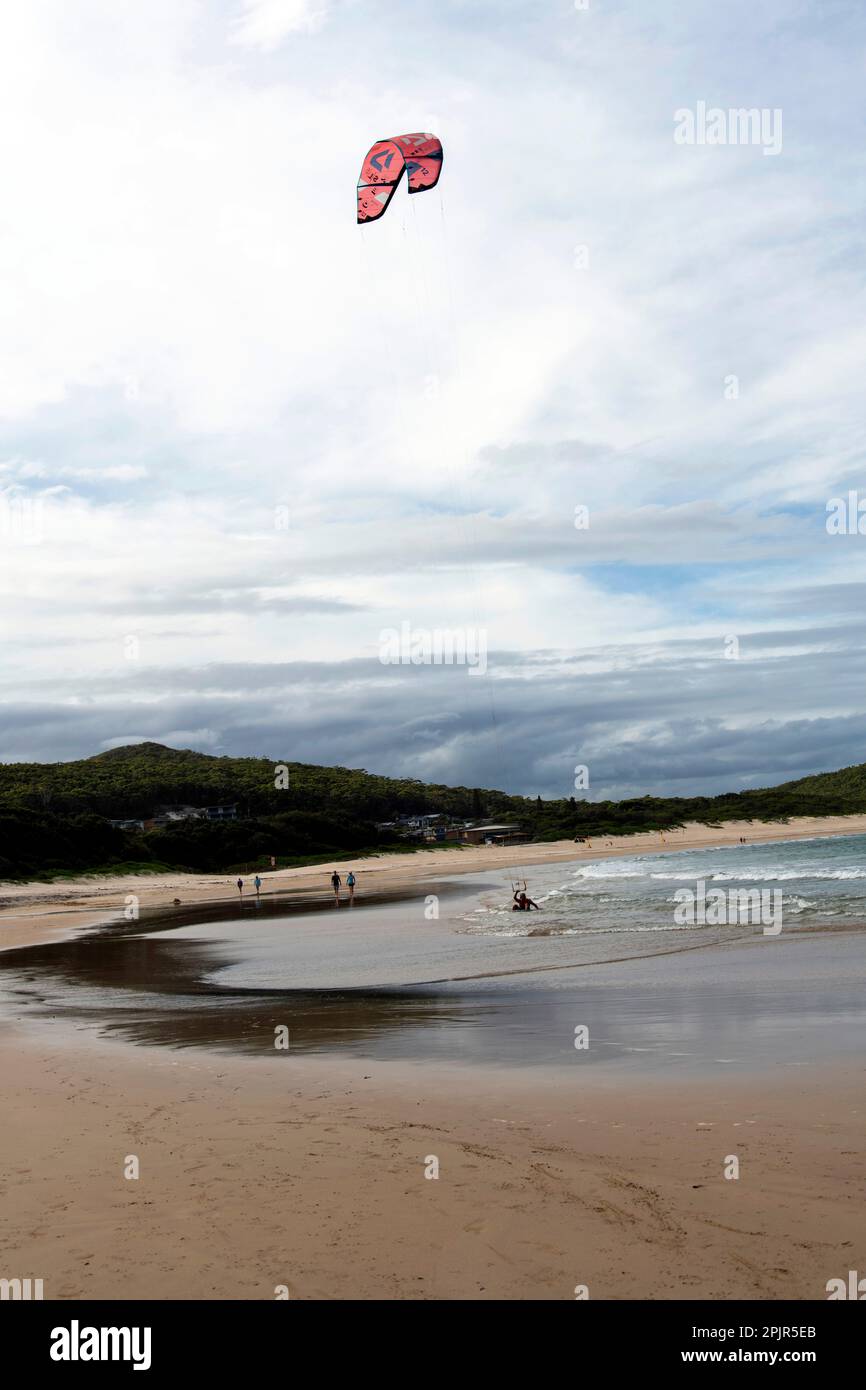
2 883 865 1074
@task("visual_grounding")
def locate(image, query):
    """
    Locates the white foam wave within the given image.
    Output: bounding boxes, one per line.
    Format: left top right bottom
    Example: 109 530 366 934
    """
708 868 866 882
572 866 646 879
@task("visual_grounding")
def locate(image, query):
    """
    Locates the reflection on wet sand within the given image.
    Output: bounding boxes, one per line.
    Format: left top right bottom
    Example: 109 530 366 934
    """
0 887 502 1057
3 892 866 1074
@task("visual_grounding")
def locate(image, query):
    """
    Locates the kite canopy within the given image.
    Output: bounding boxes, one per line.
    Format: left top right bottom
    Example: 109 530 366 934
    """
357 133 443 224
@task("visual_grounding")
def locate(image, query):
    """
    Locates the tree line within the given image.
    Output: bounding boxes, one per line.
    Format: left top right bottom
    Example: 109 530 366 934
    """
1 742 865 880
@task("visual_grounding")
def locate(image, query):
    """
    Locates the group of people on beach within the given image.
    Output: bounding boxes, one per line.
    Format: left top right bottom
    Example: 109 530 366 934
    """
330 870 356 906
232 869 537 913
233 871 358 907
236 875 262 898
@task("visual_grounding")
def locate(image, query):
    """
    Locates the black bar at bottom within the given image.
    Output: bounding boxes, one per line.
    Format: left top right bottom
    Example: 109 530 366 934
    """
4 1299 860 1374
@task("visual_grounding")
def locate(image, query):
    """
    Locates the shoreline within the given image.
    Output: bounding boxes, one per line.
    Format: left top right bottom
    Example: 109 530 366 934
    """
3 812 866 954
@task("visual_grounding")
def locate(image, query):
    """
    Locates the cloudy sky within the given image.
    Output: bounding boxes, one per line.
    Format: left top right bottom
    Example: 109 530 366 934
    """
1 0 864 799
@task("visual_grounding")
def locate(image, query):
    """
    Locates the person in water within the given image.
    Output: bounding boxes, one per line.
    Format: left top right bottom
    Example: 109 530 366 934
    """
236 878 244 898
254 874 262 896
330 870 342 905
346 871 356 903
513 890 540 911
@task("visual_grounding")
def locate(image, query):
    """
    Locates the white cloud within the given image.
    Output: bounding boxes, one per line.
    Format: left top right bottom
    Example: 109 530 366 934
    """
231 0 329 51
0 1 864 790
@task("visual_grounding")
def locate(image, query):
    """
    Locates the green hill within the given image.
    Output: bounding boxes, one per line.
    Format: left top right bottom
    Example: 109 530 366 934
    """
1 742 866 880
0 742 516 879
0 741 515 822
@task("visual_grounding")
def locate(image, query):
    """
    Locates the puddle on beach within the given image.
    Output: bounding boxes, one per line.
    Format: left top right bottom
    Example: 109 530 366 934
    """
2 888 865 1074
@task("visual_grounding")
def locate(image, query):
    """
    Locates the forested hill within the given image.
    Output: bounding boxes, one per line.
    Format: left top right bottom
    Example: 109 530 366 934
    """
0 742 516 822
2 742 866 880
3 740 866 824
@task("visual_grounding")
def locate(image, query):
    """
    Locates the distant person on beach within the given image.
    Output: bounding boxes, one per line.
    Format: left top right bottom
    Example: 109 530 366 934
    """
513 890 539 911
237 878 243 898
330 871 341 905
346 871 356 903
254 875 262 896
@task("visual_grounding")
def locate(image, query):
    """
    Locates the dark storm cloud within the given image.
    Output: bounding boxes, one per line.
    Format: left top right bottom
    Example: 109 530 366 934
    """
2 623 866 798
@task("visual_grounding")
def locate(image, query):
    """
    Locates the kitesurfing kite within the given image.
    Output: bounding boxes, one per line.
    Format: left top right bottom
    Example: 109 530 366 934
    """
357 133 443 224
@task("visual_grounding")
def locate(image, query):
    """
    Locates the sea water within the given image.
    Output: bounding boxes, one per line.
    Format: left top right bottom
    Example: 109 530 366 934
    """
462 833 866 937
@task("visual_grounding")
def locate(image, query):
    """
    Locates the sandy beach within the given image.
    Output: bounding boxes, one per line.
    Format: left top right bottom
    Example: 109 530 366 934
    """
4 813 866 954
1 1030 861 1301
2 816 864 1302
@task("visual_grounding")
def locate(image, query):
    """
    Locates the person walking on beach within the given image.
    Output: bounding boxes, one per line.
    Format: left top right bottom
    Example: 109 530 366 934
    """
254 874 262 897
237 877 244 899
346 871 356 904
330 870 341 906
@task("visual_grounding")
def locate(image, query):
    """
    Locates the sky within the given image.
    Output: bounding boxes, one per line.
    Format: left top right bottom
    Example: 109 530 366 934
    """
1 0 865 800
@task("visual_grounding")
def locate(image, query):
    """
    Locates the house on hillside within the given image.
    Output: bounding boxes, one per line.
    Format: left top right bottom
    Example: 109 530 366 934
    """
137 803 239 831
459 823 528 846
376 813 463 842
424 824 461 842
149 805 207 828
403 813 443 831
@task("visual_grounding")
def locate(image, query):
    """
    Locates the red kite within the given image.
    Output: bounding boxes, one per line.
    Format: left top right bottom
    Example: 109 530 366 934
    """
357 133 443 224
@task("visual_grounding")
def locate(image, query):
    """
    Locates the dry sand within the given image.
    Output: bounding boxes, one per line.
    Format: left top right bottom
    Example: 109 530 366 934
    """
4 813 866 954
1 1030 861 1301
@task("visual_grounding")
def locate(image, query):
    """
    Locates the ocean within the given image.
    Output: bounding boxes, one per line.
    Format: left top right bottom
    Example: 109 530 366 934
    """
462 833 866 937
